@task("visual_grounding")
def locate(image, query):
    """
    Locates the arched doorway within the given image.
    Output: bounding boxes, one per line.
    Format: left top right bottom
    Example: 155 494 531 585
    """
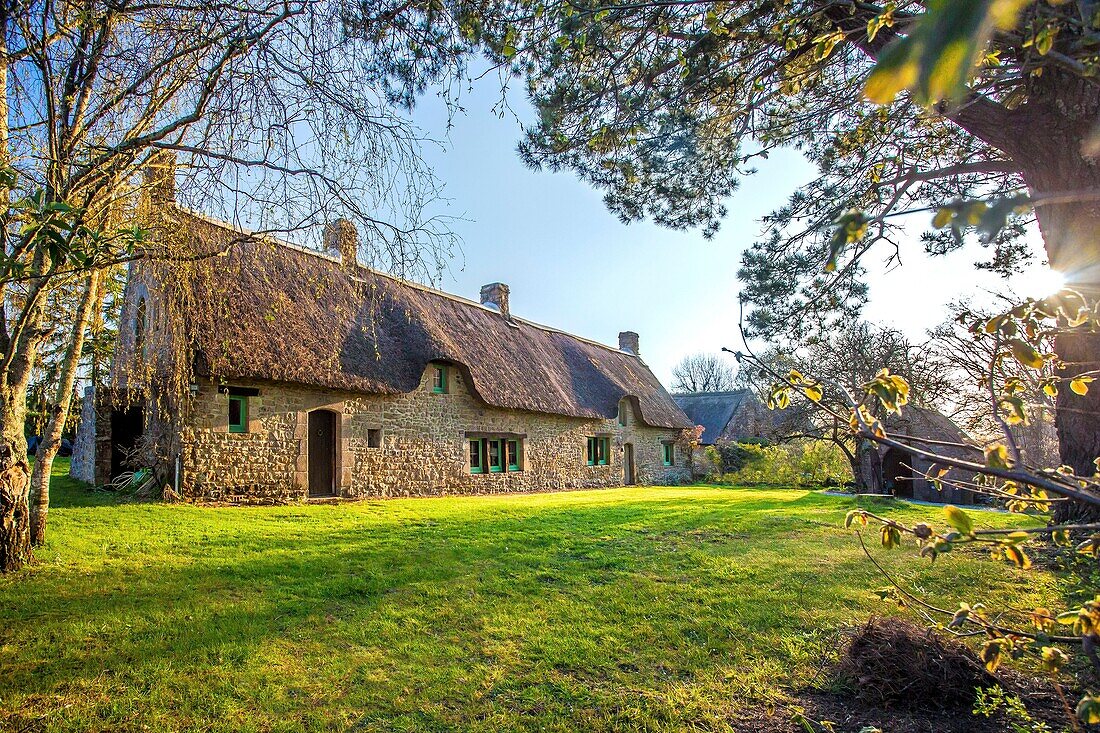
307 410 337 497
882 448 915 498
623 443 636 485
109 404 144 480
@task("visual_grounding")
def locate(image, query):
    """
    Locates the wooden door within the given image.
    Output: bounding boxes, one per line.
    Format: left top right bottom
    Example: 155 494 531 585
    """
623 443 636 485
308 410 336 497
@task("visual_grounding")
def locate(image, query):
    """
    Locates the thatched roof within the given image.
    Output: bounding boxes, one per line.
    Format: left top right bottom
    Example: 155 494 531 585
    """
673 390 756 444
884 406 972 453
155 209 692 429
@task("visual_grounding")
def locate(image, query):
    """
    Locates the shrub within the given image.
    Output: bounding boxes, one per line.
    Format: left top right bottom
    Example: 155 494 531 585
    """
718 440 851 487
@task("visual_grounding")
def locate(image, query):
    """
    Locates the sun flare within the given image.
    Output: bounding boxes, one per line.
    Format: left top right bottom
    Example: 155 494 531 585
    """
1020 267 1066 298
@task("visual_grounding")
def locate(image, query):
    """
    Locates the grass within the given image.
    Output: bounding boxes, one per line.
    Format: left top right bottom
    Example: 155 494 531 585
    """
0 459 1068 732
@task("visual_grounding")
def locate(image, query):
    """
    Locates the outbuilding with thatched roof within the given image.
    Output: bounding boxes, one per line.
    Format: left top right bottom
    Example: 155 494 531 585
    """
672 390 775 445
859 406 979 505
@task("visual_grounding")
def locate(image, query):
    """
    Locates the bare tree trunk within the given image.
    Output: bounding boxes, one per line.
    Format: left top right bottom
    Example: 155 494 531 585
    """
29 271 101 546
0 401 29 570
855 439 883 494
0 4 32 572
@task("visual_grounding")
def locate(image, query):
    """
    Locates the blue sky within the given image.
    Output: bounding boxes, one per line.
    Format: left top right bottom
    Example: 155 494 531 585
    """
410 77 1059 387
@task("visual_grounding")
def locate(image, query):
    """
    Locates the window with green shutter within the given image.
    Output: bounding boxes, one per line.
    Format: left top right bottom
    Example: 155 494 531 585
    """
488 439 505 472
469 436 524 474
228 395 248 433
662 442 675 466
506 439 521 471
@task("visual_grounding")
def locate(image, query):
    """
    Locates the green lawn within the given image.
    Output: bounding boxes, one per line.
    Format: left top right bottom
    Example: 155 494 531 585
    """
0 460 1064 732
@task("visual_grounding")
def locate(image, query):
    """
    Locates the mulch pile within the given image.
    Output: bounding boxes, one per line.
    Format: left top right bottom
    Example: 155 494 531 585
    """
833 616 998 712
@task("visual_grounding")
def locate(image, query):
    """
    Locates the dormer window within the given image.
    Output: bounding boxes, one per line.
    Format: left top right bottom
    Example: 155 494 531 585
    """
432 364 448 394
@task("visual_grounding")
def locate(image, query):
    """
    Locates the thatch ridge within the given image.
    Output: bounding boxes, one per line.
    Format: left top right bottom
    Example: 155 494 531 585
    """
177 207 661 361
156 208 692 429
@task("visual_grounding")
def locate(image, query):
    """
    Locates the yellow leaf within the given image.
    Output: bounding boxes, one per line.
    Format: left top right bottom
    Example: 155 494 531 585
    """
985 444 1010 469
864 58 917 104
944 505 973 535
1071 377 1094 395
1009 339 1045 369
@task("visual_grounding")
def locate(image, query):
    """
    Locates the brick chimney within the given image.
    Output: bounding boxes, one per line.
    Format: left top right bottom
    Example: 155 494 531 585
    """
619 331 639 355
480 282 510 317
144 150 176 205
323 218 359 268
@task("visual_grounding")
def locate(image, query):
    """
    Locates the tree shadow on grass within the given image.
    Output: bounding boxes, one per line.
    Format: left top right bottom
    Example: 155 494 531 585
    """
0 486 1013 731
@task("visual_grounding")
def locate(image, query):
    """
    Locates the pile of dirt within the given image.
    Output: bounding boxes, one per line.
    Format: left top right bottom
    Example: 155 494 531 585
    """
833 616 998 712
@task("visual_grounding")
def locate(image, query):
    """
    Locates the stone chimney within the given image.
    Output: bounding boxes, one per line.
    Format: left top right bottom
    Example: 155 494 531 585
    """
480 282 510 317
143 150 177 205
619 331 640 355
323 218 359 268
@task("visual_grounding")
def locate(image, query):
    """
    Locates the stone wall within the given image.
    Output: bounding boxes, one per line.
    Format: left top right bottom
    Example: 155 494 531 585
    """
179 365 691 503
69 386 97 484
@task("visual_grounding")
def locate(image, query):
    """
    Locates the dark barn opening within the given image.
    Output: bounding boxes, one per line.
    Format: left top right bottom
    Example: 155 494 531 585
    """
882 447 915 499
109 405 145 479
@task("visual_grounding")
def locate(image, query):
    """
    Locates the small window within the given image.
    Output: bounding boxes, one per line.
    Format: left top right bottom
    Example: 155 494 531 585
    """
618 404 626 427
506 439 521 472
662 442 675 467
432 365 448 394
228 395 248 433
586 436 610 466
469 439 484 474
367 428 382 448
135 297 147 352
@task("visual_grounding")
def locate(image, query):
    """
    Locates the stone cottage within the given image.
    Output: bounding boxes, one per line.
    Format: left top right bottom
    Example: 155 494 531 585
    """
71 203 694 503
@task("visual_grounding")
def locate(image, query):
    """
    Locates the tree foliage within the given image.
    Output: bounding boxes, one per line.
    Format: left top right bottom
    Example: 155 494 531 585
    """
487 0 1091 335
0 0 484 570
751 289 1100 721
736 320 950 490
671 352 737 393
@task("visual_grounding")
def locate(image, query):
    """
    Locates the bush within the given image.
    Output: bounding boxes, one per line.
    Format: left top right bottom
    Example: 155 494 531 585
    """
716 439 851 487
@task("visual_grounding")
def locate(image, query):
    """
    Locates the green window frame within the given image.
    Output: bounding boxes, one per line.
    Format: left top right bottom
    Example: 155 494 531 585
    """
586 436 610 466
469 439 484 473
432 365 448 394
228 395 248 433
487 438 504 473
470 436 524 474
662 441 675 467
617 403 626 426
506 439 521 472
